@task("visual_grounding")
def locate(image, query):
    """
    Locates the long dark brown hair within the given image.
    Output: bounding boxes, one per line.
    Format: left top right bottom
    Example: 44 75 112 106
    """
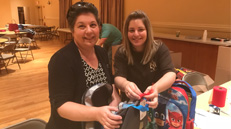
122 10 161 65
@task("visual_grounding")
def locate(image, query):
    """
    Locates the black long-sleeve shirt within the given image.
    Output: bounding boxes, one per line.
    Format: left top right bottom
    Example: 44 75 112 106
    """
46 41 112 129
114 42 175 100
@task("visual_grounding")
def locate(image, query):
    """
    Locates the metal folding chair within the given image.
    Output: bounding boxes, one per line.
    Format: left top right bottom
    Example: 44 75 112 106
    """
2 118 47 129
15 37 34 63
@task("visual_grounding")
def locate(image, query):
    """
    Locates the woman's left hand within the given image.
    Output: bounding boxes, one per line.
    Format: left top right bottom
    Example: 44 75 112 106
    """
143 85 158 109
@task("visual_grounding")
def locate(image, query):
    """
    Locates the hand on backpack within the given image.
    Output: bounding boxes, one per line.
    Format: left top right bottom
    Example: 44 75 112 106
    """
96 106 122 129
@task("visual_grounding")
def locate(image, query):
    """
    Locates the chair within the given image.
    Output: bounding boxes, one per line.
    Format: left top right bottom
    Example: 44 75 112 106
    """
51 26 59 39
45 26 54 40
20 29 38 48
26 33 38 48
0 36 16 48
0 43 21 73
15 37 34 63
36 27 51 40
33 27 42 40
0 60 7 73
182 72 209 94
2 118 47 129
1 36 11 42
33 27 46 40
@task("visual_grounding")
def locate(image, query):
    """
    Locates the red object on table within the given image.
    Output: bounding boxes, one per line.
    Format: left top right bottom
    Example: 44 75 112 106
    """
8 23 18 31
212 86 227 107
14 29 19 33
0 29 6 32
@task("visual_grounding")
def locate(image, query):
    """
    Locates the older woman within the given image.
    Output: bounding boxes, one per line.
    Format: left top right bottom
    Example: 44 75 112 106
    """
46 2 122 129
114 10 176 109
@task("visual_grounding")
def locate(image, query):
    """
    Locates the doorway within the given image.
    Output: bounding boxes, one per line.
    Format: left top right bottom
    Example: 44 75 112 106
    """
36 6 43 25
18 7 25 24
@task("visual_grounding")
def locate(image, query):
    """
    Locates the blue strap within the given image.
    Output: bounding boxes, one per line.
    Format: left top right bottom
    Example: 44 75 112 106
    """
133 104 149 112
121 99 149 112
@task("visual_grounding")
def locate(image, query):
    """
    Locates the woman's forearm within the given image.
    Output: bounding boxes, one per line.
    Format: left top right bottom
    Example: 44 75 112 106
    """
114 76 130 92
152 72 176 93
57 102 98 122
57 101 122 127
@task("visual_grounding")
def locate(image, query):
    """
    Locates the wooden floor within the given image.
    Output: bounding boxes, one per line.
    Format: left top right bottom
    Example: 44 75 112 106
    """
0 39 65 128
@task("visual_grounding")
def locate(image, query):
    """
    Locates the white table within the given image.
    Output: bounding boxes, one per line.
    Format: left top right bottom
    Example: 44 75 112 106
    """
194 81 231 129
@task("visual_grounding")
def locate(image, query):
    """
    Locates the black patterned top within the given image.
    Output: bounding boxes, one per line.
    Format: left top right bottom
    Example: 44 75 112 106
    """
82 59 107 88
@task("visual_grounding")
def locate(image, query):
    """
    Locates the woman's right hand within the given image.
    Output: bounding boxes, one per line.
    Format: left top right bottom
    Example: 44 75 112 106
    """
96 106 122 129
124 81 142 100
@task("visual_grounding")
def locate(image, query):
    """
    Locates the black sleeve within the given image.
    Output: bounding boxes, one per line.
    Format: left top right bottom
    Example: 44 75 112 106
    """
155 43 175 77
95 46 114 84
113 46 128 78
48 51 77 110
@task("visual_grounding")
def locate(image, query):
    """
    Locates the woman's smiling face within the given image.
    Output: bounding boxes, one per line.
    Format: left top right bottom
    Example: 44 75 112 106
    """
127 19 147 52
72 12 99 49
